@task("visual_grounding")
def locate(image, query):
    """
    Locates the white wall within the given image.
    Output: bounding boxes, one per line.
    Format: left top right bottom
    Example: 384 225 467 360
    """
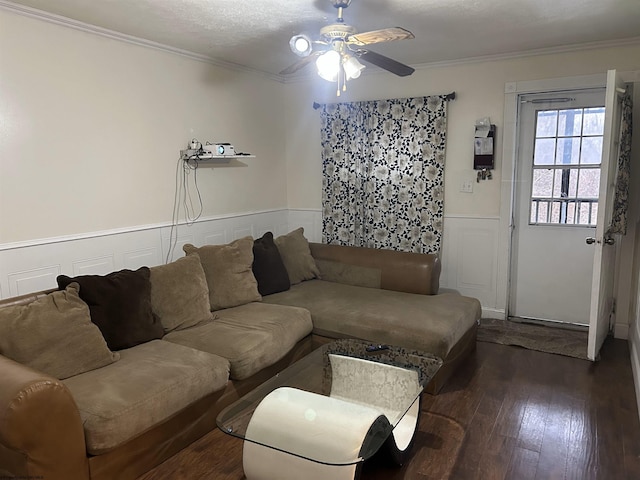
0 8 287 245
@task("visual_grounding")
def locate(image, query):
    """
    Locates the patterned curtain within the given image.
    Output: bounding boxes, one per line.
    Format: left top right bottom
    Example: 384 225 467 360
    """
320 95 449 254
610 91 633 235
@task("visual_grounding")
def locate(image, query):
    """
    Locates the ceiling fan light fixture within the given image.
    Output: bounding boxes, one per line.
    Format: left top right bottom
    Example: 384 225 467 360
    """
289 34 313 57
343 54 365 79
316 50 341 82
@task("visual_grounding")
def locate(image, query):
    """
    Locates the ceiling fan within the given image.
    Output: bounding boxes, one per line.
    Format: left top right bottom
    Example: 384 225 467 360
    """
282 0 415 95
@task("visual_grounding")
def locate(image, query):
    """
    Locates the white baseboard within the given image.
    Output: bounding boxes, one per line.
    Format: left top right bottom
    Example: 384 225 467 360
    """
615 323 630 340
482 307 506 320
630 324 640 423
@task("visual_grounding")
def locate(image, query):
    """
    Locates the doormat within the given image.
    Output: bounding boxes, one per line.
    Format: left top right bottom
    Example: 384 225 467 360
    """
477 318 589 360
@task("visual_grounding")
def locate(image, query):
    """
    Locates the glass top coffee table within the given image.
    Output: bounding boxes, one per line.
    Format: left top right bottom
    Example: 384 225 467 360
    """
217 339 442 480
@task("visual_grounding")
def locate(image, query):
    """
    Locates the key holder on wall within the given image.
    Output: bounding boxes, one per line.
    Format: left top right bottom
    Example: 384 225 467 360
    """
474 118 495 182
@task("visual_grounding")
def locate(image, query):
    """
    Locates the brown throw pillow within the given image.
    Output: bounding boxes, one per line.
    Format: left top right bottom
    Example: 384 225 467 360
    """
183 237 261 311
150 255 214 333
252 232 291 296
0 283 119 379
274 227 320 285
57 267 164 351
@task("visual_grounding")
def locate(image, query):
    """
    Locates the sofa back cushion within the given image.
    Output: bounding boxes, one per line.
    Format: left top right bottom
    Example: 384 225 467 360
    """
252 232 290 296
0 282 119 379
274 228 320 285
150 255 215 333
57 267 164 350
183 237 261 311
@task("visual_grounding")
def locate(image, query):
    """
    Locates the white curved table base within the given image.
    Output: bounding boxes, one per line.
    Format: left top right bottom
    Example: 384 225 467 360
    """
243 442 361 480
242 391 422 480
383 396 422 467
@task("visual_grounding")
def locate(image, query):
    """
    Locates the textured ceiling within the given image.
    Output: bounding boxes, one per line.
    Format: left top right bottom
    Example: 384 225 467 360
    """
5 0 640 78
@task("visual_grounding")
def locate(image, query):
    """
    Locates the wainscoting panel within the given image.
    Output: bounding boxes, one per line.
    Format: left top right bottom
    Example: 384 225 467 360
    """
287 209 322 243
0 209 291 299
440 216 502 318
8 266 61 296
73 255 116 276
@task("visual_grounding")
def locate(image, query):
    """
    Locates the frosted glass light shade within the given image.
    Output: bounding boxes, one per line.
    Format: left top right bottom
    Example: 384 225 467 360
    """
316 50 341 82
343 55 365 79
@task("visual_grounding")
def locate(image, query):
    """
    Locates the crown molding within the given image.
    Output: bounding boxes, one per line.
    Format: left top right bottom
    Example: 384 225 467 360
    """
409 36 640 72
0 0 282 82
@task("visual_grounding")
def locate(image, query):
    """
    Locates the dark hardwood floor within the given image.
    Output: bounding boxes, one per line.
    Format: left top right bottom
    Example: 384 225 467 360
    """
138 338 640 480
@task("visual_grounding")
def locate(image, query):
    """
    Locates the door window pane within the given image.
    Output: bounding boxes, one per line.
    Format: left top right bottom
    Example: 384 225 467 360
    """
556 138 581 165
553 170 563 198
534 138 556 165
583 107 605 135
536 110 558 137
550 202 561 223
567 202 576 224
558 109 583 136
568 170 578 198
577 169 600 198
532 169 553 197
581 136 603 164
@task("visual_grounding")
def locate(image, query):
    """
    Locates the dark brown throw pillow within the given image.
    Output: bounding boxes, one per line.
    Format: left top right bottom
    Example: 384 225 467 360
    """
252 232 291 296
57 267 164 351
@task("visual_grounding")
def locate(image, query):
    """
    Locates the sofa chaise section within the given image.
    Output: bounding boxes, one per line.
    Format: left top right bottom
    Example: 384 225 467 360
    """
263 239 481 394
263 280 478 360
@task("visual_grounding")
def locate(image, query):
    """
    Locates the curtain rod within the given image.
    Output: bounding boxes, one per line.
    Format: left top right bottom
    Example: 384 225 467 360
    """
313 91 456 110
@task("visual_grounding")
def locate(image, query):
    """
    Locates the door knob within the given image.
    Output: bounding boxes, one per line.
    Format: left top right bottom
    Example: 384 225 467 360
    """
586 237 596 245
604 236 615 245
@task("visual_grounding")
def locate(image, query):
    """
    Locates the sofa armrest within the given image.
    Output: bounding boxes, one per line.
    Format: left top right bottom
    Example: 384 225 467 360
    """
309 243 441 295
0 355 89 480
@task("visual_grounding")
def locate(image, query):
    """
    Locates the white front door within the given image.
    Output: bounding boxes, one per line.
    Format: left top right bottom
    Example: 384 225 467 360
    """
587 70 625 361
510 88 606 325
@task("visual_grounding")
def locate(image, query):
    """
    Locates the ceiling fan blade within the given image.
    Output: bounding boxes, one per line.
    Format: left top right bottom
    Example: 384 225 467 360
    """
347 27 414 46
279 51 322 75
357 50 415 77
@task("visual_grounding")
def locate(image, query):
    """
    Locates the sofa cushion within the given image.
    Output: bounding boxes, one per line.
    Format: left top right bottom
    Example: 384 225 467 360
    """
164 302 313 380
252 232 290 296
150 255 214 333
62 340 229 455
57 267 164 350
0 282 119 380
274 227 320 285
184 237 261 311
263 280 481 359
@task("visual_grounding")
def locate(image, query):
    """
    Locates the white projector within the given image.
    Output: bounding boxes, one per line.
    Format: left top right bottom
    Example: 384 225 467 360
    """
202 143 236 156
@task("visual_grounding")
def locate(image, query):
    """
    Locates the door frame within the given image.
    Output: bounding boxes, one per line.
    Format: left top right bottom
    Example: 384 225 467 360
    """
498 71 640 328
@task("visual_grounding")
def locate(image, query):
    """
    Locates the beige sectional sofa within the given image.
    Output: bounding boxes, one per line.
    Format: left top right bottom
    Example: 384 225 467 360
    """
0 228 481 480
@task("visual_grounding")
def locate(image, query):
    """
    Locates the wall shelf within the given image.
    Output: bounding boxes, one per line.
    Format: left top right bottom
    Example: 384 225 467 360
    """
180 149 255 163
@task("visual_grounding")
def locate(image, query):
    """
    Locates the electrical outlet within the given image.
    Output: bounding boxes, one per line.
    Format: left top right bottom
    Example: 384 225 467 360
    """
460 180 473 193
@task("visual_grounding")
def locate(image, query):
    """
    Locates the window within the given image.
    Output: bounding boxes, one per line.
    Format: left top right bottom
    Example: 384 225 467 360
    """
530 106 605 226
